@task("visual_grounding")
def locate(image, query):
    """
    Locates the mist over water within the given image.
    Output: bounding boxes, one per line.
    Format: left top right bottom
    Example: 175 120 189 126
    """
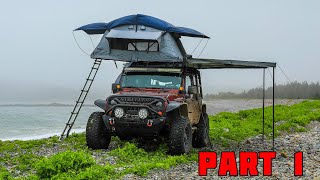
0 106 100 140
0 99 303 140
1 1 320 104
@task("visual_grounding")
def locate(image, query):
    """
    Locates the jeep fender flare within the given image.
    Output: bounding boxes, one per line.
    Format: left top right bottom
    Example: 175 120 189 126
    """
202 104 207 114
166 102 188 117
94 99 108 111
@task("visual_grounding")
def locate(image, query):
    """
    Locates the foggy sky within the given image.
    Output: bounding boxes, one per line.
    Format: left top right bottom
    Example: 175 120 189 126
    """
0 0 319 103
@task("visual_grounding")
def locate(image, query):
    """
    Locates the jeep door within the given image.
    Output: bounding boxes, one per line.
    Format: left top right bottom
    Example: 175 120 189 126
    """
185 74 201 125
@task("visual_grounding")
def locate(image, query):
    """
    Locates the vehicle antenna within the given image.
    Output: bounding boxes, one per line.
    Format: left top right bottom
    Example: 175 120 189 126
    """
114 61 118 68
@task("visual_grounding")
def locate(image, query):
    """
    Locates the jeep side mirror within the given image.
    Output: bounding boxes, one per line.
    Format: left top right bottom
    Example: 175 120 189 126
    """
187 86 197 94
112 83 119 93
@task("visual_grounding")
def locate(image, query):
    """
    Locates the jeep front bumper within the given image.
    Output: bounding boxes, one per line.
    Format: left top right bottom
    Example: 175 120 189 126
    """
102 115 167 137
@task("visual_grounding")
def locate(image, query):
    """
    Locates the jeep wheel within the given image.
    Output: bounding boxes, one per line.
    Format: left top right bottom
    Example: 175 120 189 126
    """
168 117 192 155
192 112 211 148
86 112 111 149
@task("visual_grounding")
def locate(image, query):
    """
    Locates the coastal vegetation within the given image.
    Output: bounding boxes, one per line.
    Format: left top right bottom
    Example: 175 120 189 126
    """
0 100 319 179
206 81 320 99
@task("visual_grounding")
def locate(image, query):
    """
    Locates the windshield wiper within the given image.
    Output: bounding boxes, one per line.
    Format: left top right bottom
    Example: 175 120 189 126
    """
122 86 143 91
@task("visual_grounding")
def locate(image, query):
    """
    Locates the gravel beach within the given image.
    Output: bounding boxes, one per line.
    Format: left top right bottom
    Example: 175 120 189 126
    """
121 99 319 179
126 121 319 180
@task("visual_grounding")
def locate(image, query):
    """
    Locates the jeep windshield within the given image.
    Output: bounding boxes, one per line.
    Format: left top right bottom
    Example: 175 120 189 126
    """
121 73 182 89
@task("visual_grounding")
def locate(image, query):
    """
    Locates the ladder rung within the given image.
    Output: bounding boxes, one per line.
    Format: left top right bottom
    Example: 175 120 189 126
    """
60 59 102 140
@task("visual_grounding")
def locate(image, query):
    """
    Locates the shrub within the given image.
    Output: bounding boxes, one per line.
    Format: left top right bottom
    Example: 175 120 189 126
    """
108 142 196 177
74 165 116 179
35 150 95 179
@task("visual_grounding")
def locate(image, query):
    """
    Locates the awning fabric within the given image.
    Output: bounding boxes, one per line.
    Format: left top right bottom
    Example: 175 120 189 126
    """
106 29 163 40
187 58 276 69
75 14 209 38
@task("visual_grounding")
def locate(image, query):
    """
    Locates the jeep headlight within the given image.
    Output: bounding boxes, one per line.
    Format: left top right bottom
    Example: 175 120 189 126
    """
155 101 163 108
138 108 148 119
114 107 124 118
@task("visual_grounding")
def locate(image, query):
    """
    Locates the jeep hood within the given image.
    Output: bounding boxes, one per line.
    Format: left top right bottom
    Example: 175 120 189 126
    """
118 89 182 101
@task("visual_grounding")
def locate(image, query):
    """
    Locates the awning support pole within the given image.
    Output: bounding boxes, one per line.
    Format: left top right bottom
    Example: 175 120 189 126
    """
262 68 265 142
272 67 275 151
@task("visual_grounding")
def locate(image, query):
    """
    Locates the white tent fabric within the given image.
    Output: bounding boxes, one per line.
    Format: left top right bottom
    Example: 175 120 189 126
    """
90 25 184 62
106 29 163 41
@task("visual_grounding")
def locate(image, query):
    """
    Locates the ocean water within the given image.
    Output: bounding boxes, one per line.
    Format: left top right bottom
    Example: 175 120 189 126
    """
0 99 300 141
0 106 100 141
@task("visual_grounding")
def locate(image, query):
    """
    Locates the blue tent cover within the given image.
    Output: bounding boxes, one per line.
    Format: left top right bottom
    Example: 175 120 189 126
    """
75 14 209 38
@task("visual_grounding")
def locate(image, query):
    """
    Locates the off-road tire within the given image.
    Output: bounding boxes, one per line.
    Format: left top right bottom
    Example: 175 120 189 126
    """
86 112 111 149
168 116 192 155
192 112 211 148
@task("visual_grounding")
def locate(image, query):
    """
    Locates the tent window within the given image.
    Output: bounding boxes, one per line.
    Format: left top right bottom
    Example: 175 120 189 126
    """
109 39 129 50
109 39 159 52
128 41 159 52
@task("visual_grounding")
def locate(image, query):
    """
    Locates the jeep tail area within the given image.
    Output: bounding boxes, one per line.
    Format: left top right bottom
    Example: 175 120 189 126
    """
86 62 211 155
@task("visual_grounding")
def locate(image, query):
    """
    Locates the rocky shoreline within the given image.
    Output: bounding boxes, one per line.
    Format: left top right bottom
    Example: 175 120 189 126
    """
125 121 320 179
4 121 318 179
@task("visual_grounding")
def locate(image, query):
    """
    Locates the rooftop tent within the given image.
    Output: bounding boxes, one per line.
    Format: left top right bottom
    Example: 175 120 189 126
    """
74 14 209 62
90 26 185 62
75 14 209 38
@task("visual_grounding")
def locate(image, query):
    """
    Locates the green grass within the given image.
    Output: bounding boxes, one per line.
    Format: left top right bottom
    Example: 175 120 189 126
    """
35 150 96 179
0 100 319 179
209 100 320 146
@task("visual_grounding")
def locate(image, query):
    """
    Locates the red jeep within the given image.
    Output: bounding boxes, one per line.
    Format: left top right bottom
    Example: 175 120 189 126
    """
86 62 210 155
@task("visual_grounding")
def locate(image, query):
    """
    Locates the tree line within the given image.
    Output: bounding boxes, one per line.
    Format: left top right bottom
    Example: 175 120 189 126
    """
205 81 320 99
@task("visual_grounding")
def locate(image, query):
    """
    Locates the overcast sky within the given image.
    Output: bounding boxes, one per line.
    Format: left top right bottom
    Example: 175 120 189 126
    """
0 0 319 103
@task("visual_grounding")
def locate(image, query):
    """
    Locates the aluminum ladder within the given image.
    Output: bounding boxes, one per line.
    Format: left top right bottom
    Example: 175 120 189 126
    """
59 59 102 140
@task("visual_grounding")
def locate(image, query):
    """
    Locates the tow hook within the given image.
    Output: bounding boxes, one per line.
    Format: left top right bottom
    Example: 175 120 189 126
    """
147 120 153 127
109 118 115 125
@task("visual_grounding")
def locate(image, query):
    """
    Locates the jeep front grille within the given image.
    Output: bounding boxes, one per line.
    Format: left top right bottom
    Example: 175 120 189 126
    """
107 96 165 118
117 97 154 104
